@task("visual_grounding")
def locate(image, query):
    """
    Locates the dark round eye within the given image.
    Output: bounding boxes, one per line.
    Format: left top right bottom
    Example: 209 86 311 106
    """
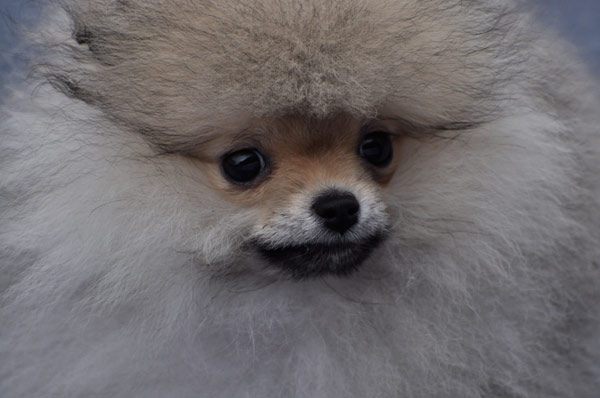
221 148 266 184
358 132 393 167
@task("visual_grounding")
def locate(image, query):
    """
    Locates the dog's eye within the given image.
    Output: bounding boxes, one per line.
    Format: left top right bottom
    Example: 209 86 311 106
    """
221 148 266 184
359 132 393 167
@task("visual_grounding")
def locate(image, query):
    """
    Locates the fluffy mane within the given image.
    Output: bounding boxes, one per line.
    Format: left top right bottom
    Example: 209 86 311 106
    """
1 1 599 397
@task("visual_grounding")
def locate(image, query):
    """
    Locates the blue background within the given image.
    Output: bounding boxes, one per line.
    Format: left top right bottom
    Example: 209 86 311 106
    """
537 0 600 73
1 0 599 85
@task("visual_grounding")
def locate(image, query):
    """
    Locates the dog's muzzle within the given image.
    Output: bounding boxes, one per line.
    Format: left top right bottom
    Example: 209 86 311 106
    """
253 233 386 279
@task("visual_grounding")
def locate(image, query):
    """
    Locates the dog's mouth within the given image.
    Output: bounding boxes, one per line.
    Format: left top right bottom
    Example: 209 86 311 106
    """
252 233 386 279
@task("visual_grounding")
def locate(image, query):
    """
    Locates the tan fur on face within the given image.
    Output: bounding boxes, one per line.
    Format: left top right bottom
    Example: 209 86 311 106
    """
193 115 402 210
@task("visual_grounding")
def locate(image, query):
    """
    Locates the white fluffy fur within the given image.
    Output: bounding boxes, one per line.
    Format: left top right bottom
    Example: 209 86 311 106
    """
1 1 599 397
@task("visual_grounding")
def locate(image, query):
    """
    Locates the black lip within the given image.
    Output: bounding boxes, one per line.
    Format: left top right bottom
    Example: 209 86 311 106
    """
253 233 386 280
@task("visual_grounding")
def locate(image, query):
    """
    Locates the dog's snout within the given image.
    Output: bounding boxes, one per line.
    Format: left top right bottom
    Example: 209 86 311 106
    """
312 191 360 234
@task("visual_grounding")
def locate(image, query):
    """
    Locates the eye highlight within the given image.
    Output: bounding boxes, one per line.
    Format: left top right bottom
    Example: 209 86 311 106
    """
358 132 393 167
221 148 266 184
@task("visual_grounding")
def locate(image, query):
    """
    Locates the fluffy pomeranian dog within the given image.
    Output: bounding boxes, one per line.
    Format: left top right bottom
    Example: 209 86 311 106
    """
1 0 599 397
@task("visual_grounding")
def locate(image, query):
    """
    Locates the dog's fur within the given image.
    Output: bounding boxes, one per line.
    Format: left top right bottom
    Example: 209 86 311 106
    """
1 1 599 397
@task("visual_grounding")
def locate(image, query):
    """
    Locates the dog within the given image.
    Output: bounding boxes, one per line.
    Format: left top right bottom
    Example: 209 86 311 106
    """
1 0 599 397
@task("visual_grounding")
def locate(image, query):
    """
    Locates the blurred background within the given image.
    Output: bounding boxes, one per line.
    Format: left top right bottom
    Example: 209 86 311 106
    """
1 0 599 89
536 0 600 73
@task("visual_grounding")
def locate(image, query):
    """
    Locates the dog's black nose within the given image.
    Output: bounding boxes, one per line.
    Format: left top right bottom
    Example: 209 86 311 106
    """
312 191 360 234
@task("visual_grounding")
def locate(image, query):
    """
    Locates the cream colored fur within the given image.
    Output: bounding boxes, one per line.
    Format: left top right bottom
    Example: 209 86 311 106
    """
1 1 599 397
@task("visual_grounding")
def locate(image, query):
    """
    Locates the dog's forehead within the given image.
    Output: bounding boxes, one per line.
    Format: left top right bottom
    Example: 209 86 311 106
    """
263 115 361 152
199 115 362 155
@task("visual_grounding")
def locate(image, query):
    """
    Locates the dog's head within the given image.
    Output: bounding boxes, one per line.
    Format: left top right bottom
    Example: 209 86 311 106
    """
42 0 536 279
43 0 514 281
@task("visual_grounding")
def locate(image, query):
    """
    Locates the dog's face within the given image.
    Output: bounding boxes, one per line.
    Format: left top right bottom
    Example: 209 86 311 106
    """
191 115 402 279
